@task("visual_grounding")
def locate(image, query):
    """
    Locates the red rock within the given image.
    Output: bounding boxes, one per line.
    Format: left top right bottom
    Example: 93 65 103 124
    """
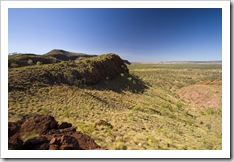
35 143 49 150
8 122 20 137
60 135 80 149
71 131 101 150
24 137 48 145
8 115 104 150
49 137 61 145
49 144 60 150
60 144 76 150
8 137 23 150
59 122 72 129
19 115 58 135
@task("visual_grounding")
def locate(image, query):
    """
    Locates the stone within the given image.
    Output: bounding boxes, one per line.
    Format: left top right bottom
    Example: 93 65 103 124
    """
8 122 20 137
59 122 72 129
8 137 23 150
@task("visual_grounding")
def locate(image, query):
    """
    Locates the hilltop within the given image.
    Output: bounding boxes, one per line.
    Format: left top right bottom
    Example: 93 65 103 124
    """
9 53 131 91
8 49 97 68
8 49 132 69
45 49 97 61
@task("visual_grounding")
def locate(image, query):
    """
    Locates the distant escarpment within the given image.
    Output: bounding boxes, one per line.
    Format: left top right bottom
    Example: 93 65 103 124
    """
45 49 97 61
8 49 97 68
9 53 129 91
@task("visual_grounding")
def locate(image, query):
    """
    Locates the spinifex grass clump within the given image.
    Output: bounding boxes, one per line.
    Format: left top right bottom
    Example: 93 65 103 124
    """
8 53 129 91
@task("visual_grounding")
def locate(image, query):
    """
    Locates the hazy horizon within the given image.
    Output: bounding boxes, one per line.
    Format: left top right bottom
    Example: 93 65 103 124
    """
9 8 222 62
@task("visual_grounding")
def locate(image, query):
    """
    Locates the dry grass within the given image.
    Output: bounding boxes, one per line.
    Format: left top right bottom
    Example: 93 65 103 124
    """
8 63 222 150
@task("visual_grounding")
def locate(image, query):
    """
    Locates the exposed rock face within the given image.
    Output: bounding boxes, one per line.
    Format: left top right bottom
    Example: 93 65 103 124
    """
19 115 58 135
8 122 20 137
9 53 129 91
8 115 104 150
58 122 72 129
8 137 23 150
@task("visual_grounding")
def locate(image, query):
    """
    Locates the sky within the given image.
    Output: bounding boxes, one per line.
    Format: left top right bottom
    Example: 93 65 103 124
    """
8 8 222 62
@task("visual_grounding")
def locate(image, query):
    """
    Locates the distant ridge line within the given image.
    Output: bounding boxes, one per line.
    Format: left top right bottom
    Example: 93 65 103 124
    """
132 61 222 64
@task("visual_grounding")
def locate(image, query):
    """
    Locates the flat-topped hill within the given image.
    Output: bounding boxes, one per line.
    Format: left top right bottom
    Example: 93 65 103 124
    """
8 49 97 68
9 53 129 91
45 49 97 61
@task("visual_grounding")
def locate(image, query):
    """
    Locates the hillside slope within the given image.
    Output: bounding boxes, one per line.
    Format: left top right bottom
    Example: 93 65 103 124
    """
8 63 222 150
9 53 129 91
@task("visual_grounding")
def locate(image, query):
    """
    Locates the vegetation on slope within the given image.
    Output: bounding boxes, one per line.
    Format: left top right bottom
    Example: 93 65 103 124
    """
8 53 222 150
8 54 59 68
8 49 97 68
45 49 97 61
9 53 130 91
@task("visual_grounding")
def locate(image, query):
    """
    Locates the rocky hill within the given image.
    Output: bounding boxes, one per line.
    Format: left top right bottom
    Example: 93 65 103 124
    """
8 54 59 68
45 49 97 61
8 49 97 68
9 53 129 91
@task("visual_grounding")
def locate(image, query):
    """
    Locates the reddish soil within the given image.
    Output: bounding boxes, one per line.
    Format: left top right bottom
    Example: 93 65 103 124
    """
8 114 105 150
177 79 222 108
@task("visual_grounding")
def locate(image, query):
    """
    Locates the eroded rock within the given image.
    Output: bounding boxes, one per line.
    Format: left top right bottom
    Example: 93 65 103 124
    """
58 122 72 129
8 114 104 150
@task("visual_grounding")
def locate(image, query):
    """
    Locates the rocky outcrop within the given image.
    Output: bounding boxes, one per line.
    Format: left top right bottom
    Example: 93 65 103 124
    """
9 53 129 91
8 115 104 150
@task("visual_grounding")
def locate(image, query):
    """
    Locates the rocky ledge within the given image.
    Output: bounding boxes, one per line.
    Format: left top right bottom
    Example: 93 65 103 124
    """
8 114 105 150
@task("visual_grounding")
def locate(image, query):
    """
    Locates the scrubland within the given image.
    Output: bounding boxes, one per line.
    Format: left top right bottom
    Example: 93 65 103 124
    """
8 56 222 150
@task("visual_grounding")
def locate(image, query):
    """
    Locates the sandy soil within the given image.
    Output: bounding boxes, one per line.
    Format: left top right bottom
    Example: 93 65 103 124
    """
177 79 222 108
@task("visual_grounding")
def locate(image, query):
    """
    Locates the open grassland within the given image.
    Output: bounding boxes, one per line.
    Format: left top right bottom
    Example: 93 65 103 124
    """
8 63 222 150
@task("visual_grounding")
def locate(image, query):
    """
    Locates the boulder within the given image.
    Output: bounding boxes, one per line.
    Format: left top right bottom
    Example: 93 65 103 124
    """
8 122 20 137
58 122 72 129
23 137 49 150
19 115 58 135
8 137 23 150
8 114 104 150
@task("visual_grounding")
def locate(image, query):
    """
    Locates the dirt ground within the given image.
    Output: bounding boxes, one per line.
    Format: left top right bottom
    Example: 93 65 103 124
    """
177 79 222 109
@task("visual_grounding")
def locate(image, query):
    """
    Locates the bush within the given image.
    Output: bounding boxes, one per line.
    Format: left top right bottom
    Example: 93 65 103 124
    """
27 59 33 65
10 63 18 68
36 61 43 65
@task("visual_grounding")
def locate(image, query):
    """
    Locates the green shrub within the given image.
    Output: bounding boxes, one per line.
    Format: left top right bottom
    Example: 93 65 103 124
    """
21 132 40 142
127 77 133 82
176 101 182 109
36 61 43 65
27 59 33 65
10 63 18 68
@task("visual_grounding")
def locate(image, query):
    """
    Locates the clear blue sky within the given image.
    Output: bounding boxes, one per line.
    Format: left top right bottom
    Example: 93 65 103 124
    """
8 8 222 62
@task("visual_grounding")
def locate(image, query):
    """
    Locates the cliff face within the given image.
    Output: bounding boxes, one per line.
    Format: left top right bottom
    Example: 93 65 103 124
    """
9 53 129 91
